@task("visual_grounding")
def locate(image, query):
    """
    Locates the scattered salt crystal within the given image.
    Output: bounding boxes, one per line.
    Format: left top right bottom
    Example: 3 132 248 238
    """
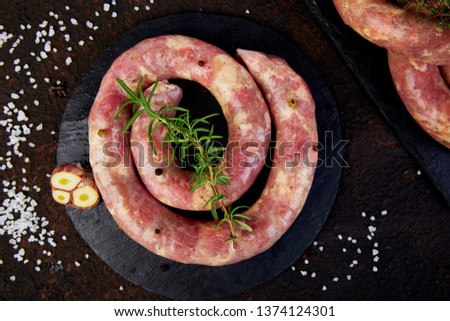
35 266 41 272
351 239 357 244
65 57 72 65
311 272 316 278
337 234 343 240
17 110 27 122
291 266 295 271
373 266 378 272
119 286 124 291
245 9 250 14
61 235 67 241
322 285 327 291
374 242 378 248
48 26 55 37
372 249 379 256
333 277 339 282
300 270 307 276
103 3 110 11
86 21 94 29
9 276 16 281
74 261 80 267
112 12 117 18
347 236 352 241
304 259 309 265
381 210 388 216
313 241 318 246
352 260 358 265
346 275 351 280
367 235 372 240
78 40 84 46
145 5 150 10
319 246 323 252
36 123 43 131
70 18 78 25
370 216 375 221
0 259 3 264
85 254 89 259
44 41 51 52
11 93 20 99
342 248 347 253
417 170 421 175
368 226 377 233
373 256 379 262
134 6 139 11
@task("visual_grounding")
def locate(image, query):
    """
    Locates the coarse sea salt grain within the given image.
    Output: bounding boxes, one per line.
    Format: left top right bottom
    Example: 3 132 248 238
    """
300 270 307 276
70 18 78 25
103 3 111 11
322 285 327 291
381 210 388 216
291 266 295 271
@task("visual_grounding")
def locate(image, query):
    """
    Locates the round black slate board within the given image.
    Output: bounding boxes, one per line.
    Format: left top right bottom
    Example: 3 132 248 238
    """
56 13 343 300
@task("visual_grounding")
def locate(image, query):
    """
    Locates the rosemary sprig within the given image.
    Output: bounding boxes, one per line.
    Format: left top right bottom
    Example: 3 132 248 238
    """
115 78 252 248
397 0 450 27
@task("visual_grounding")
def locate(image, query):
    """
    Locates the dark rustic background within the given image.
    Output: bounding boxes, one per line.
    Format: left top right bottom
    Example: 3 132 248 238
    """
0 0 449 300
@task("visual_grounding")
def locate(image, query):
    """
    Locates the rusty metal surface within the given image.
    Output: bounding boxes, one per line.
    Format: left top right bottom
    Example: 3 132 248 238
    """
1 0 449 300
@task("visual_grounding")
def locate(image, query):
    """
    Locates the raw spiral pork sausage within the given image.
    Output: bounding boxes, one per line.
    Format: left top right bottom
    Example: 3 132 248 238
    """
333 0 450 65
88 35 317 265
388 52 450 148
333 1 450 148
